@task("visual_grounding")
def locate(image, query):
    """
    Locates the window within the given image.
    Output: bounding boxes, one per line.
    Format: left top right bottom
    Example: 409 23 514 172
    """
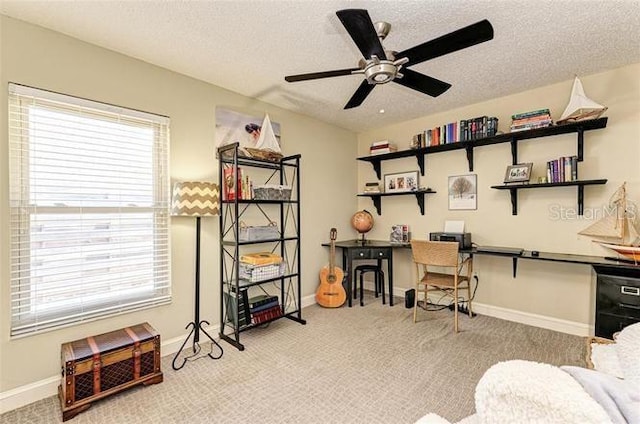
8 84 171 337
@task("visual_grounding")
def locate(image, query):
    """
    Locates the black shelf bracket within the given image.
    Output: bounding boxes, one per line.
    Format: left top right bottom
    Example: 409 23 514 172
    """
578 185 585 215
577 127 584 161
465 146 474 172
510 138 518 165
415 192 426 215
512 257 519 278
417 153 425 176
369 159 382 180
509 188 518 215
371 196 382 215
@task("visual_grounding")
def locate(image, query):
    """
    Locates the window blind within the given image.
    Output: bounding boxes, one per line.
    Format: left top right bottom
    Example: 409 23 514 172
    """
8 83 171 337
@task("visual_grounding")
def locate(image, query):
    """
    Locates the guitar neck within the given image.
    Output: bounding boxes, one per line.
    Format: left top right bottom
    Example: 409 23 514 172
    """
329 242 335 274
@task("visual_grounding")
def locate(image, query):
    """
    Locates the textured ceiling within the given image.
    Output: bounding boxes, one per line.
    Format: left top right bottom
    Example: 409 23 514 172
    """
1 0 639 133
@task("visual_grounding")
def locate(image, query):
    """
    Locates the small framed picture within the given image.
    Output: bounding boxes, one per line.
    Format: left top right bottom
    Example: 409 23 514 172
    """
384 171 418 193
504 163 533 183
448 174 477 210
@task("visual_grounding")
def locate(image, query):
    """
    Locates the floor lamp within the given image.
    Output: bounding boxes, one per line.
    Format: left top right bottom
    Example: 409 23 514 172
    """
171 181 224 370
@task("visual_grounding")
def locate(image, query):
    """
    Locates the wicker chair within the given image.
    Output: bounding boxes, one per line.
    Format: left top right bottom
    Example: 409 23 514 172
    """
410 240 473 332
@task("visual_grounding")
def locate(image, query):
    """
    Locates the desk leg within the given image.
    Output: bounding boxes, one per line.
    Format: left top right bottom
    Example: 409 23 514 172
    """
388 248 394 306
342 250 352 307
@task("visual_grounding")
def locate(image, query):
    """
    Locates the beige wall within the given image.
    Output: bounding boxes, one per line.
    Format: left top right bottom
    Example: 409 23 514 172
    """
0 16 358 392
2 12 640 401
358 63 640 326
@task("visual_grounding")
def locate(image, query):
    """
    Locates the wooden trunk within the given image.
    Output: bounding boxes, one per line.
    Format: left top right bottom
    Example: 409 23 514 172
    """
59 322 163 421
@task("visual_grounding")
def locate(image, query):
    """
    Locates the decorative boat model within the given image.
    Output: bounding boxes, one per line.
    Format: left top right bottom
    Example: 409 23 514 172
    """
557 76 608 124
579 182 640 262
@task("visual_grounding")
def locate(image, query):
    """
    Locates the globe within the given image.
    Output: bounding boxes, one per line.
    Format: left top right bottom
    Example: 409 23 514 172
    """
351 210 374 243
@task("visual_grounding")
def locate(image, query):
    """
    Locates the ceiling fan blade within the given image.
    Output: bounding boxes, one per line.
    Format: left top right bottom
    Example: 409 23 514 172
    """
344 80 375 109
394 69 451 97
336 9 387 60
397 20 494 67
285 68 360 83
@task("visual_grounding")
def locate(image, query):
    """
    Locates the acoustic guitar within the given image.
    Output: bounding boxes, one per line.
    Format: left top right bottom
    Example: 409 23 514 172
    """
316 228 347 308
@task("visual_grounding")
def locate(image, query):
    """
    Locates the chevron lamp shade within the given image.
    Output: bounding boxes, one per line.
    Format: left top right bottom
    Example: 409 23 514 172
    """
171 181 220 216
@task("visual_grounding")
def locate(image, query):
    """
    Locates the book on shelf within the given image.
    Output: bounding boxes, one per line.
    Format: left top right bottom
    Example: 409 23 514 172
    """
363 182 381 193
239 252 283 266
546 155 578 183
248 294 279 309
223 167 253 200
370 142 397 155
251 304 283 324
224 289 251 328
250 299 280 313
511 108 551 120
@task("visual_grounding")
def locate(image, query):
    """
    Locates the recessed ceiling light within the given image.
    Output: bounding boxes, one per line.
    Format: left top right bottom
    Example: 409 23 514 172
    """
379 109 385 114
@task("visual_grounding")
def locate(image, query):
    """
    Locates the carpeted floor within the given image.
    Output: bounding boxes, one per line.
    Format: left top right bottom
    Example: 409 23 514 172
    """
2 299 587 423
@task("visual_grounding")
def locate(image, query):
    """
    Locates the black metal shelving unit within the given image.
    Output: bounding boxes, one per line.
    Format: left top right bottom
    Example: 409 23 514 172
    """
217 143 305 351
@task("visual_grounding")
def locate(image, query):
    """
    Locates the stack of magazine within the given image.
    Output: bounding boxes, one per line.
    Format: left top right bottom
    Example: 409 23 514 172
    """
363 182 381 193
390 224 410 243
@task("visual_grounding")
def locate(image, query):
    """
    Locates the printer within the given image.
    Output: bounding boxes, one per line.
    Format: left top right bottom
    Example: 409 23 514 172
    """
429 232 472 250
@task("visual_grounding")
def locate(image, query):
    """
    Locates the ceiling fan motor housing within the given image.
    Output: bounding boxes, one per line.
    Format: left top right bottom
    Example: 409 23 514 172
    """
364 58 397 84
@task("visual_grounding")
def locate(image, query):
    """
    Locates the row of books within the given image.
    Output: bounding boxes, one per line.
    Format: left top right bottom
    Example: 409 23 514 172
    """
411 116 499 147
369 140 398 155
511 108 553 132
247 294 282 325
223 167 252 200
546 155 578 183
225 290 283 328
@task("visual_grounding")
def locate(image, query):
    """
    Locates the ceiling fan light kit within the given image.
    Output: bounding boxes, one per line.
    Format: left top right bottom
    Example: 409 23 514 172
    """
284 9 494 109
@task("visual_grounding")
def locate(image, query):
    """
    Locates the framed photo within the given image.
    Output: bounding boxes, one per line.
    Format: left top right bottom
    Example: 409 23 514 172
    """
448 174 477 210
384 171 418 193
215 107 281 151
504 163 533 183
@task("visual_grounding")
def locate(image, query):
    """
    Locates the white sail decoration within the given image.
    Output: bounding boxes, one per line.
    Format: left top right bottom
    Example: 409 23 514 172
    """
557 76 607 124
579 183 640 262
244 113 283 161
255 114 281 153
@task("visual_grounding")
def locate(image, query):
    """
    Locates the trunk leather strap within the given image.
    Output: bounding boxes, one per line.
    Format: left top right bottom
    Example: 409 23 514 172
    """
86 336 101 394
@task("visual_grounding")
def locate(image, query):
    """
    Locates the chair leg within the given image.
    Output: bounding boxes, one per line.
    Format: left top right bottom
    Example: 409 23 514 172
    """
359 271 364 307
380 271 386 305
467 284 474 318
454 285 459 333
413 283 419 323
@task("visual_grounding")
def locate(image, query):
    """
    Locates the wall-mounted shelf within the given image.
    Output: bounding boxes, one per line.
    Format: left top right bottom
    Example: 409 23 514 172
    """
490 179 608 215
356 117 608 178
357 189 436 215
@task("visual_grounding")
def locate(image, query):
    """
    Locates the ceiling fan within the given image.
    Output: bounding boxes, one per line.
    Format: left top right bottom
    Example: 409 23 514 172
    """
284 9 494 109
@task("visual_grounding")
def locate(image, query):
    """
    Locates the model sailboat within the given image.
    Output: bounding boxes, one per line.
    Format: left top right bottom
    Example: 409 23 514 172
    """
579 183 640 262
557 76 608 124
245 113 283 161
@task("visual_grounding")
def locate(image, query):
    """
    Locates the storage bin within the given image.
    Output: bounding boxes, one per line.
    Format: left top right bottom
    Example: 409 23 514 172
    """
253 184 292 201
238 221 280 242
239 262 285 282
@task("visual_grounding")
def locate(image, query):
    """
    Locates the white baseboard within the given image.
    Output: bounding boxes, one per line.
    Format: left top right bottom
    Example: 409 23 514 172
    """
470 302 593 337
0 293 589 414
1 294 319 414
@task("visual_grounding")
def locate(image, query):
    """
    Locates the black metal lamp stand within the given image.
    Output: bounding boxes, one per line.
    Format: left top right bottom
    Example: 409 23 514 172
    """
172 216 223 370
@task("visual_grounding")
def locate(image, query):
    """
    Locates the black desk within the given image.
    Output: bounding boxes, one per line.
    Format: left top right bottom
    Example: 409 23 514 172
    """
322 239 406 307
462 247 640 277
